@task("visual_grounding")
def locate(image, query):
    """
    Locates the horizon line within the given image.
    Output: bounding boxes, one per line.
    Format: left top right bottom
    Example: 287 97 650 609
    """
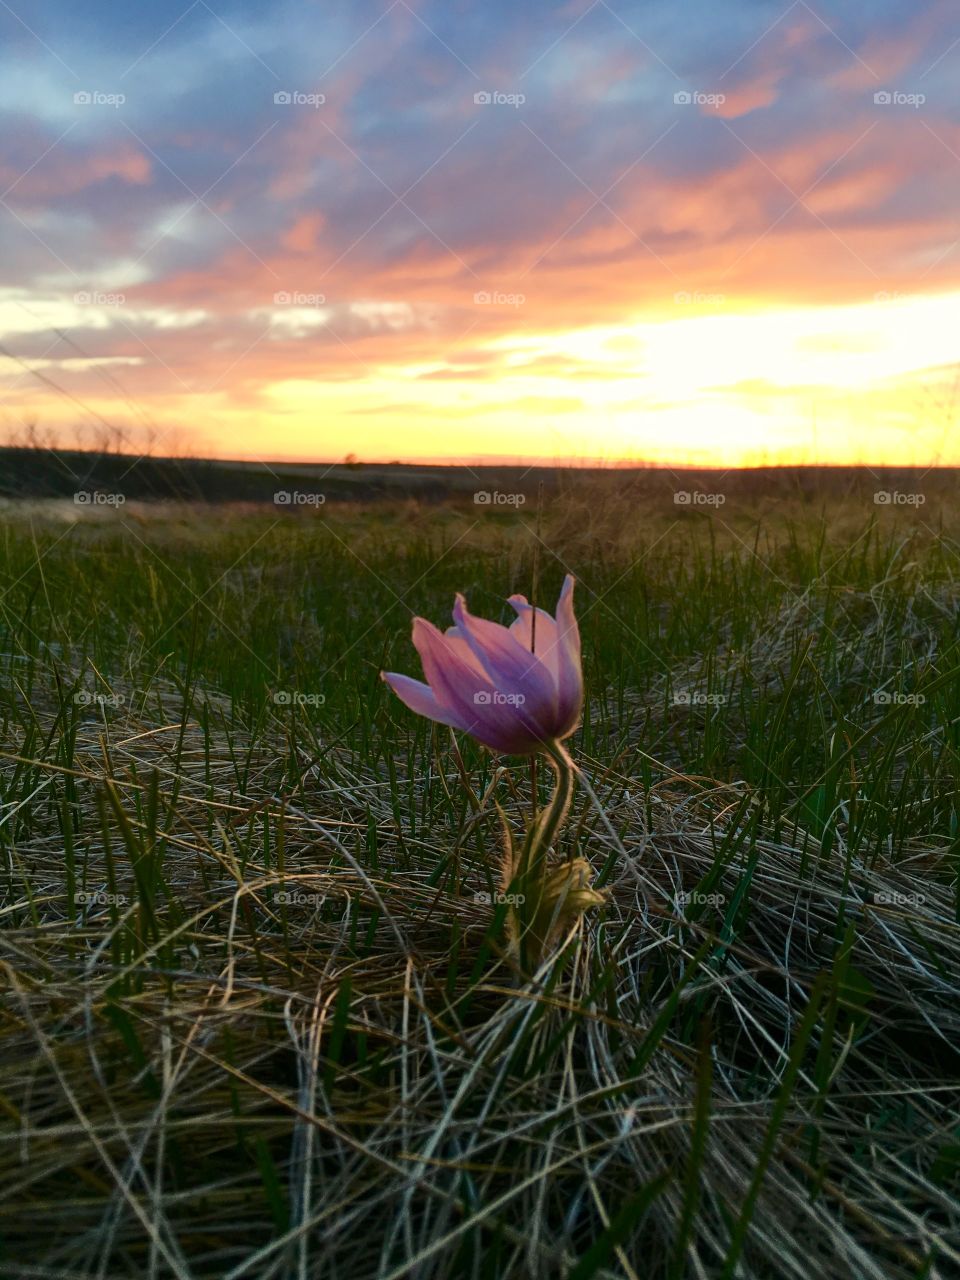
2 444 956 472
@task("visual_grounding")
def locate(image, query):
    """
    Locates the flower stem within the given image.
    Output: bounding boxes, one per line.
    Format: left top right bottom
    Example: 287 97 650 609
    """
510 738 576 974
526 739 575 877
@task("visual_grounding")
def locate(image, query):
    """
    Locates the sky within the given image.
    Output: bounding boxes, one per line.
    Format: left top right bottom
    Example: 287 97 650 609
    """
0 0 958 466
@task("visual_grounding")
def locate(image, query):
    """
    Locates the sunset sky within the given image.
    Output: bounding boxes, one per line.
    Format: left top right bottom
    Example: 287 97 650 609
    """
1 0 958 465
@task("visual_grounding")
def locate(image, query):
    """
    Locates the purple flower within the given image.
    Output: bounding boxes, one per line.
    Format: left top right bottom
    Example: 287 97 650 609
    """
382 575 582 755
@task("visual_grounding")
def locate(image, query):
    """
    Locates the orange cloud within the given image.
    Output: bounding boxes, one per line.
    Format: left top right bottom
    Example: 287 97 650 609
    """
1 146 151 198
281 213 326 253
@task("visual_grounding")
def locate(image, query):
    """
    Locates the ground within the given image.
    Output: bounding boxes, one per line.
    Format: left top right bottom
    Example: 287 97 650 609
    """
1 470 958 1278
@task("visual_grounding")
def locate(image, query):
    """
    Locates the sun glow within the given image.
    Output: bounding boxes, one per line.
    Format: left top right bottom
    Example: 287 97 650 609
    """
240 290 957 465
3 288 956 467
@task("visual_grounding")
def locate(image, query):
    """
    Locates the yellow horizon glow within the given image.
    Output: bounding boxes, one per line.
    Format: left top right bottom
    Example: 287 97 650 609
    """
2 290 957 466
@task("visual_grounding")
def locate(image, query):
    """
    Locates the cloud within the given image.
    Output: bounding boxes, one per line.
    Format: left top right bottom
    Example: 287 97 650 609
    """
1 143 151 198
3 0 960 462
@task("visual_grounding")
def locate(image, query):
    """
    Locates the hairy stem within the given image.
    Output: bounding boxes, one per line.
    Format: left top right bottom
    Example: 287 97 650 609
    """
509 739 576 975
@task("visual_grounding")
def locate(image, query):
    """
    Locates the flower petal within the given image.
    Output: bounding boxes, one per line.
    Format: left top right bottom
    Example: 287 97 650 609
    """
553 575 583 732
443 625 492 678
451 594 557 723
507 594 560 682
413 619 545 754
381 672 465 731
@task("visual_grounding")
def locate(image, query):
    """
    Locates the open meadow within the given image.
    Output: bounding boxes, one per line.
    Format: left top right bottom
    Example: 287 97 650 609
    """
1 469 959 1278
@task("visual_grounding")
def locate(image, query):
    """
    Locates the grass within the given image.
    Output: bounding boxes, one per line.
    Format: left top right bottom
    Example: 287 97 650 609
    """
1 470 959 1278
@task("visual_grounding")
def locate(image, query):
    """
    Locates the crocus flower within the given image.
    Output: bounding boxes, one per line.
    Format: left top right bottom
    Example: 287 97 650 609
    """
382 575 582 755
383 574 601 975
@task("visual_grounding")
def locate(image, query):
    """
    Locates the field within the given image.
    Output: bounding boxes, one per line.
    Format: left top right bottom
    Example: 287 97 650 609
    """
1 469 959 1279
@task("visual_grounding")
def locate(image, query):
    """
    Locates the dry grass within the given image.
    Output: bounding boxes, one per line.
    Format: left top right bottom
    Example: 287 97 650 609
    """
1 487 959 1277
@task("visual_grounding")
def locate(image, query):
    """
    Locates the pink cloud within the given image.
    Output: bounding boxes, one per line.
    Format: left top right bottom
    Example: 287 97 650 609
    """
1 145 151 198
713 69 783 119
282 213 326 253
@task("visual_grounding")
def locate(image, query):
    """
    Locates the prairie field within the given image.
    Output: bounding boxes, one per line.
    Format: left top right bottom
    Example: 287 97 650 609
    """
1 470 959 1279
